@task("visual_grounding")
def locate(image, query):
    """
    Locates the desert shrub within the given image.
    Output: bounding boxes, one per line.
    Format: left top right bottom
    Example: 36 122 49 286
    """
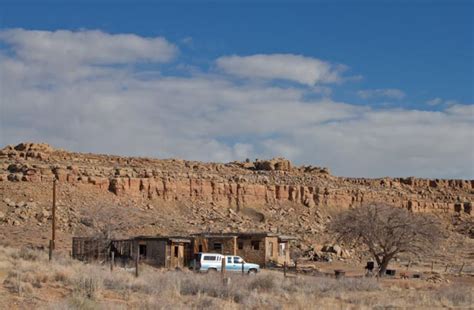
194 295 229 309
179 272 228 297
52 252 75 266
332 277 380 292
436 284 473 307
277 275 379 297
53 267 73 284
49 294 101 310
248 273 278 291
31 271 50 288
12 247 45 262
103 272 132 291
74 275 102 300
241 290 284 309
3 274 34 297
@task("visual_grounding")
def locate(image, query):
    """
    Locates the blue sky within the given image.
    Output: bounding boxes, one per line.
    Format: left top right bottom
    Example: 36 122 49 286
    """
0 1 473 178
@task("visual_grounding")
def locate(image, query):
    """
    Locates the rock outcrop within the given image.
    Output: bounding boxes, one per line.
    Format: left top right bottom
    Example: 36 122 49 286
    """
1 143 472 218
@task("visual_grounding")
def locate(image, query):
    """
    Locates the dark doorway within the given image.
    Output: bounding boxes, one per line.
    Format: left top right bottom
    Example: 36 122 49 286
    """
139 244 147 258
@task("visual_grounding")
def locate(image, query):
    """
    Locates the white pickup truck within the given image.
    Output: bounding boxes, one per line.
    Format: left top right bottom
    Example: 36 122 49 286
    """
195 253 260 274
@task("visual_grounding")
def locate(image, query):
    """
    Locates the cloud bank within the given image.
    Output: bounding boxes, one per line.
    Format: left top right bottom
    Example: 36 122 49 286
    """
216 54 344 86
0 29 472 178
357 88 406 100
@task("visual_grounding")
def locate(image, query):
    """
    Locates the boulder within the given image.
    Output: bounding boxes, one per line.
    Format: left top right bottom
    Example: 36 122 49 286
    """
322 244 343 256
254 158 292 171
4 198 15 207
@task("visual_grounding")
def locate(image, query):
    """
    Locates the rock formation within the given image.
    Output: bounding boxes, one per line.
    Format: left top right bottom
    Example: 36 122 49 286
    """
1 143 472 217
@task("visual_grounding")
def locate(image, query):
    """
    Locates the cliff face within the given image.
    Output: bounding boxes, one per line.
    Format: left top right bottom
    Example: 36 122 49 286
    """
1 142 472 216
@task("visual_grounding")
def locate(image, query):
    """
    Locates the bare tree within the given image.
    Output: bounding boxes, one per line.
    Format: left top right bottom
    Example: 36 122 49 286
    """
329 204 444 276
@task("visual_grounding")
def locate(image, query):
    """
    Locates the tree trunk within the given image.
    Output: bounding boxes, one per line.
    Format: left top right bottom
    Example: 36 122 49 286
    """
378 256 391 276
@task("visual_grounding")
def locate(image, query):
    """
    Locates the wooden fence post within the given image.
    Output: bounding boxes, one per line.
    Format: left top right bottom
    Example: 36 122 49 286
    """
110 252 115 272
242 261 245 275
49 240 53 261
284 262 287 277
135 246 139 278
221 256 226 278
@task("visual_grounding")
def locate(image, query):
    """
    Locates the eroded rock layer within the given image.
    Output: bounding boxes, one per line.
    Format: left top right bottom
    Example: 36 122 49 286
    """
1 142 472 216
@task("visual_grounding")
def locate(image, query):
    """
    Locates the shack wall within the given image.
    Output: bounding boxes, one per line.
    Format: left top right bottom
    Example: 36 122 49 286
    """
193 236 236 255
72 237 109 262
264 236 279 263
236 237 266 267
133 239 167 267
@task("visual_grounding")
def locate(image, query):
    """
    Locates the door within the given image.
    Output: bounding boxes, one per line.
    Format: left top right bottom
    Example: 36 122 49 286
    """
225 256 243 272
170 243 185 268
226 256 235 271
178 244 185 267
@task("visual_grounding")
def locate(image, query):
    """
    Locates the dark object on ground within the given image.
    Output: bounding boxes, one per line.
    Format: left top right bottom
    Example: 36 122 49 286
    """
334 269 345 279
365 261 375 271
386 269 396 276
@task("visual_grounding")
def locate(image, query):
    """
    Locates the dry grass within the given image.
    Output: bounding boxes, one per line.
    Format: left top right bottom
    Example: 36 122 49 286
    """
0 245 473 309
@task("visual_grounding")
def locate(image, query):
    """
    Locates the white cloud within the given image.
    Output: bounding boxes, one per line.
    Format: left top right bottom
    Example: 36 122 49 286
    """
0 28 177 65
425 97 461 107
0 29 473 179
426 97 443 106
216 54 345 86
357 88 406 100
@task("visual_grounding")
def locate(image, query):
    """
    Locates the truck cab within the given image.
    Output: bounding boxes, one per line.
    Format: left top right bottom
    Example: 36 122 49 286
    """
195 253 260 274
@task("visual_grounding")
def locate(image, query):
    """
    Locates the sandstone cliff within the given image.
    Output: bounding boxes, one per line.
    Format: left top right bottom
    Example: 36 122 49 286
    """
1 142 472 215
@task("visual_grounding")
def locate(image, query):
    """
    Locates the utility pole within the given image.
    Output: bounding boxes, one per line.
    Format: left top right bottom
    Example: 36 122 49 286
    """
49 179 57 261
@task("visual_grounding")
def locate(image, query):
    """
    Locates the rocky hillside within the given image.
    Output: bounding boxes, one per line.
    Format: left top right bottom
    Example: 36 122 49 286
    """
0 142 472 254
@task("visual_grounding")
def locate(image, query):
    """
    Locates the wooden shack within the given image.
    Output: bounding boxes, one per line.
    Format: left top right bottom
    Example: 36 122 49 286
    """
111 236 192 269
72 231 295 269
191 232 296 267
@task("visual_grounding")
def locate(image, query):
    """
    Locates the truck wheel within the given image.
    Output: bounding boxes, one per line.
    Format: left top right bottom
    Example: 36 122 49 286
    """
208 268 218 273
248 269 258 275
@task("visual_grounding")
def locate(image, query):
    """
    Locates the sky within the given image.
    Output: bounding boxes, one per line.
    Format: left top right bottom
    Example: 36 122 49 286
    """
0 0 473 178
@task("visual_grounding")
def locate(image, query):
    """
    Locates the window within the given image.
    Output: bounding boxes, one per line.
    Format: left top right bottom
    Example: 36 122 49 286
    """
174 246 179 258
213 242 222 251
227 257 232 264
279 243 286 256
251 241 260 250
234 257 243 264
238 242 243 250
203 255 216 261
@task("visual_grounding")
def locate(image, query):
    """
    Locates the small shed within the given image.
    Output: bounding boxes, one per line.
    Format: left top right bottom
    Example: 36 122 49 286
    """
123 236 192 269
72 237 110 262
